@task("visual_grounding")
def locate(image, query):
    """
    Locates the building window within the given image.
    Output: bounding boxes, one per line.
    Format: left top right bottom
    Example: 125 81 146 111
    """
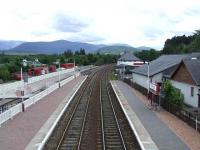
191 87 194 97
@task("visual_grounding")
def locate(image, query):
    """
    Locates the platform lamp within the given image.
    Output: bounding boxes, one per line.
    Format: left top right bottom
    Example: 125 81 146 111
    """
147 62 150 98
21 67 25 112
73 57 76 78
58 62 61 88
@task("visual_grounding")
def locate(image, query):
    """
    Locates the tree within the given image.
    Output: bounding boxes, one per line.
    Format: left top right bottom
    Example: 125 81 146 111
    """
79 48 86 55
87 53 97 64
64 49 73 58
161 30 200 54
75 50 80 55
134 49 160 62
163 80 183 107
0 66 10 81
60 56 65 63
193 30 200 37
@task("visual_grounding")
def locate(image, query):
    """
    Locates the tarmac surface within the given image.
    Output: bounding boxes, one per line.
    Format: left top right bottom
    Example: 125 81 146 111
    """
0 75 85 150
113 80 190 150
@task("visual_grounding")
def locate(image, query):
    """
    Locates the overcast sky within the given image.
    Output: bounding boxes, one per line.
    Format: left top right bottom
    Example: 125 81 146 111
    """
0 0 200 49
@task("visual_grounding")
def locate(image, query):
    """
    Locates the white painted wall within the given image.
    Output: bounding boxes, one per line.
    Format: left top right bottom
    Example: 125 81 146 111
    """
132 73 148 89
151 73 163 83
170 80 199 107
132 72 163 89
117 60 143 66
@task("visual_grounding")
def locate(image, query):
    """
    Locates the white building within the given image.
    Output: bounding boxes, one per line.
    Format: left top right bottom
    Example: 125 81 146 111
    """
167 59 200 107
131 54 188 89
131 53 200 107
117 52 144 67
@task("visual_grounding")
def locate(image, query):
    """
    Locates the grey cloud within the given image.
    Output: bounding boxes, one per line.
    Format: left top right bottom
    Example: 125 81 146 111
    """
54 14 88 33
69 33 105 43
184 7 200 16
31 31 50 36
158 13 182 25
169 30 193 36
142 27 163 40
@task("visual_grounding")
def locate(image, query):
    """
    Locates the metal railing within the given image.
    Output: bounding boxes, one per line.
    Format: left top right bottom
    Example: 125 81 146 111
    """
0 72 79 127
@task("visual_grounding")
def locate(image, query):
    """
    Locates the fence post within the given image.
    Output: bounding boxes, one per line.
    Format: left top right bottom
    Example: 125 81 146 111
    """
196 116 198 131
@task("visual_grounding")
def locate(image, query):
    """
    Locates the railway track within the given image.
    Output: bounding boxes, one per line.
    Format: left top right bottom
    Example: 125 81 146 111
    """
44 65 141 150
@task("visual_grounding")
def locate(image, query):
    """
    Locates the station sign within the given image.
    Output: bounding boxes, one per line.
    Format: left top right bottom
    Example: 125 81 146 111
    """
150 82 160 95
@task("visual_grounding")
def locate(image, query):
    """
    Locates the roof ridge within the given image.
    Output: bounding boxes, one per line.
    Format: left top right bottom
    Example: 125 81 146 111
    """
183 59 200 86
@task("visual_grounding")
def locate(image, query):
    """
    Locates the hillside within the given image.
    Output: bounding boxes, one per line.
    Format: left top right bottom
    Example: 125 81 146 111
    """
0 40 24 50
137 46 152 50
97 45 139 55
4 40 152 55
10 40 104 54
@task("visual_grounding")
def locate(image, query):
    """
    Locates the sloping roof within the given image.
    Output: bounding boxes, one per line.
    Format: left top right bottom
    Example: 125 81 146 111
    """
118 52 141 61
185 52 200 60
183 59 200 86
131 54 187 76
163 64 179 78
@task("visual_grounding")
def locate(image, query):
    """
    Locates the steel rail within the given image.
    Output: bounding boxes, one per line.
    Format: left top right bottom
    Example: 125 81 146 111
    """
107 82 127 150
77 86 95 149
55 73 97 150
100 80 106 150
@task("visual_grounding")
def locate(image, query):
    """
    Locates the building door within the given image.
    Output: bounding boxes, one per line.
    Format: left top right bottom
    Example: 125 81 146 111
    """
198 95 200 108
198 89 200 108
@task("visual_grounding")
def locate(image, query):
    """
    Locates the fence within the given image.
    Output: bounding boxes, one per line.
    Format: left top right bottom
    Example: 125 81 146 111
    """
124 78 200 133
0 68 75 99
0 72 80 126
123 78 148 96
161 98 200 133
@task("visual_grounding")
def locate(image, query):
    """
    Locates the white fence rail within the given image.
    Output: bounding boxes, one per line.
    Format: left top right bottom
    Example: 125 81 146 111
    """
0 68 75 99
0 103 21 126
0 72 80 127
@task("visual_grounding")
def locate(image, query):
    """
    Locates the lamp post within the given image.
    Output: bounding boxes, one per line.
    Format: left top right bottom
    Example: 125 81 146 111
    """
74 58 76 79
21 67 25 112
122 59 125 80
147 62 150 94
58 62 61 88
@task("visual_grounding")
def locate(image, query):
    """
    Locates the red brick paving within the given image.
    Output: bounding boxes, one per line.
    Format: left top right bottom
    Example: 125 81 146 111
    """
0 76 84 150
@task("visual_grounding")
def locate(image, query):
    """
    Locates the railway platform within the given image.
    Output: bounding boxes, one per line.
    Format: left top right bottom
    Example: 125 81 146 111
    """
111 80 190 150
0 75 86 150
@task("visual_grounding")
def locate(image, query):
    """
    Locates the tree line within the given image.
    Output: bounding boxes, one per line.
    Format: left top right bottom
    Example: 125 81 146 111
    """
134 29 200 62
162 30 200 54
0 48 117 82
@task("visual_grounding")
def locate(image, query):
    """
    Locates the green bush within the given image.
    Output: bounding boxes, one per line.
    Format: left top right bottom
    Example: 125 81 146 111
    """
163 80 183 107
0 66 11 82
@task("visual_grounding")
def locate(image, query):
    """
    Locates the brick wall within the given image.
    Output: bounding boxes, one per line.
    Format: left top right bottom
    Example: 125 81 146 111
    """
172 63 195 85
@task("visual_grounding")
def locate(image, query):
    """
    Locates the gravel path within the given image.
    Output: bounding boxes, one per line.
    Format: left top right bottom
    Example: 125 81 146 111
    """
0 76 84 150
128 82 200 150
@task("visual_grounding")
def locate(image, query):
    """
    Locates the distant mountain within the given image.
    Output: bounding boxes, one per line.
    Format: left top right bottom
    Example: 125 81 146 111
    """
0 40 24 50
110 43 132 47
97 45 139 55
5 39 146 55
9 40 105 54
137 46 153 50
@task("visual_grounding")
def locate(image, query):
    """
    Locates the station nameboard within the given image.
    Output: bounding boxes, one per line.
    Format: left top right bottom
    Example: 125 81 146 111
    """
150 82 160 95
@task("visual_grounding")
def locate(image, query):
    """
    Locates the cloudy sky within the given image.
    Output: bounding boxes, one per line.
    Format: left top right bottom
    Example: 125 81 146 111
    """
0 0 200 49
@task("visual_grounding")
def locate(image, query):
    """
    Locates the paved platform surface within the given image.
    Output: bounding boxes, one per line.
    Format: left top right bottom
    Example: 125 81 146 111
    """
111 81 158 150
0 75 85 150
113 80 189 150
